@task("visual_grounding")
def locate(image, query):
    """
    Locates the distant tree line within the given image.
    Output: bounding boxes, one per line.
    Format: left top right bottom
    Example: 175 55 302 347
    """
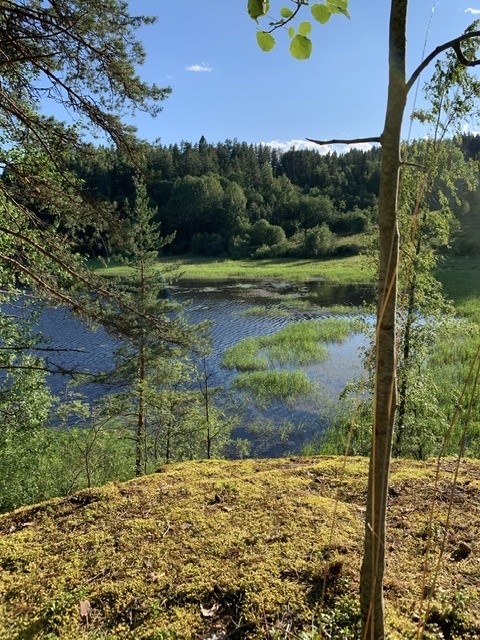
71 137 381 259
68 134 480 259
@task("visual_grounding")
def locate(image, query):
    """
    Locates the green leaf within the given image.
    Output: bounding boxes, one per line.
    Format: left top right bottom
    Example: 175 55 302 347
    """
311 4 332 24
280 7 293 18
298 21 312 36
248 0 269 21
256 31 276 52
327 0 350 18
288 26 295 38
289 34 312 60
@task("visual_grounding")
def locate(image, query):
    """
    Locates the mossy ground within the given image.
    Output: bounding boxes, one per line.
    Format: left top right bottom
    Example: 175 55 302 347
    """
1 457 479 639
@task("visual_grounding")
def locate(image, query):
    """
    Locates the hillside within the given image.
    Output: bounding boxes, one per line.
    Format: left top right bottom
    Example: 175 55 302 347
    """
1 456 479 639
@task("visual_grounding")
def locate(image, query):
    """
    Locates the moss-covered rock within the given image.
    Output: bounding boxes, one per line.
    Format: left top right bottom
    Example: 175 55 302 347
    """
0 456 479 639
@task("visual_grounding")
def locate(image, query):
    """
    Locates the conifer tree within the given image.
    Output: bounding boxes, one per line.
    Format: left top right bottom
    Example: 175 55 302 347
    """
98 179 200 476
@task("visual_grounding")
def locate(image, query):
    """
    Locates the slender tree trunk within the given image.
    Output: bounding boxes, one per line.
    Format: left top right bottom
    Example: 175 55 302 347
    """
136 340 146 476
166 423 171 464
360 1 408 637
394 269 416 456
136 261 147 477
203 357 211 459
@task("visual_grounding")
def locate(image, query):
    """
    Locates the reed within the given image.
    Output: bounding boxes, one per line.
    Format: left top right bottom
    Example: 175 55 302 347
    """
232 370 314 407
221 338 269 371
222 319 355 371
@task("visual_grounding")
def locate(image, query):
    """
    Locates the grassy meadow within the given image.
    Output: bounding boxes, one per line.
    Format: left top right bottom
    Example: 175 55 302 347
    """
93 251 480 324
92 254 375 285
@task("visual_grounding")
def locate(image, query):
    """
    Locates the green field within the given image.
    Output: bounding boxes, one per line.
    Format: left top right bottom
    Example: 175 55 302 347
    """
93 254 375 285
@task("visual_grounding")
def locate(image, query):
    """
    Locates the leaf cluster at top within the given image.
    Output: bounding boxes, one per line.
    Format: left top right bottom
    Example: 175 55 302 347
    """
249 0 350 59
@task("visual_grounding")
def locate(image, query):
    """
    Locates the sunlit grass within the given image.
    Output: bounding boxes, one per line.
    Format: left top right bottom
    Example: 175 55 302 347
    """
437 255 480 324
221 338 269 371
240 305 292 318
222 319 355 372
92 255 374 285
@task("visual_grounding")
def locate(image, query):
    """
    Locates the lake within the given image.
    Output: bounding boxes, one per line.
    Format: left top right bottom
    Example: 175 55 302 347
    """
32 278 374 453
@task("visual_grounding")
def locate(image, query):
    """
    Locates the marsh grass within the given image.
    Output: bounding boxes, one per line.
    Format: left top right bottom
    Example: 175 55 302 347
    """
232 370 314 407
221 337 269 371
223 319 355 375
93 255 374 284
240 304 292 318
223 319 356 408
240 300 365 319
437 255 480 323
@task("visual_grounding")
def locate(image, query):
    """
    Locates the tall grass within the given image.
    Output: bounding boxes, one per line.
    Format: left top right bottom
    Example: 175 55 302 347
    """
222 319 355 371
221 338 269 371
437 255 480 324
232 370 314 407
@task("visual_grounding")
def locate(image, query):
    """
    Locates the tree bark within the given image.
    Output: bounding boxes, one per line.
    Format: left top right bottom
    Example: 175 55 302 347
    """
136 260 147 477
359 1 408 637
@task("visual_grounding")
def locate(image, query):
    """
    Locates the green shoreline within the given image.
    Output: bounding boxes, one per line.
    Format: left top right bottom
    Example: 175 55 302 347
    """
92 255 375 285
93 253 480 321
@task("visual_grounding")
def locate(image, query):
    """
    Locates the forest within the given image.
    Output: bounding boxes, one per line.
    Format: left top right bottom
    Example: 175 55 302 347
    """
70 134 480 260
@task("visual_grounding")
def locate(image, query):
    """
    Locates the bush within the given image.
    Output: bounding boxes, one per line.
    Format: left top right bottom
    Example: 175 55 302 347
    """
248 219 286 248
302 223 337 257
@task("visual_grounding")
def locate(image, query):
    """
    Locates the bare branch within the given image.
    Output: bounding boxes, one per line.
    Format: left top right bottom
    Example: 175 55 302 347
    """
407 30 480 93
306 136 382 147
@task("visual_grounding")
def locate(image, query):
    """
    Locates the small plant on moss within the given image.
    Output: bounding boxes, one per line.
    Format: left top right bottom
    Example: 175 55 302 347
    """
43 588 87 633
148 631 184 640
425 588 480 639
297 596 361 640
215 480 239 498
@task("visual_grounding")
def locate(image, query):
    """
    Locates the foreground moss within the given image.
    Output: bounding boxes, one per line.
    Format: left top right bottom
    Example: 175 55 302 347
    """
0 457 479 639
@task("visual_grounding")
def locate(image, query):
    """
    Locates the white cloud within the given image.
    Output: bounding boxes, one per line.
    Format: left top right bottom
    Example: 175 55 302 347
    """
186 63 212 72
465 8 480 14
262 139 374 154
462 123 480 135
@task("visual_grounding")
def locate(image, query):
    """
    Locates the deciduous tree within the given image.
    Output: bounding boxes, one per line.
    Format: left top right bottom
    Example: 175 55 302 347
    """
248 1 480 637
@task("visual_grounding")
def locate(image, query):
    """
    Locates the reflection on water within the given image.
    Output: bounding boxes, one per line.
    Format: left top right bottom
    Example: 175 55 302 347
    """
33 279 374 453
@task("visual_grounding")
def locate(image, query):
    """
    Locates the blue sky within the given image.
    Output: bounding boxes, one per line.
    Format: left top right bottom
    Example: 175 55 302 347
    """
126 1 480 152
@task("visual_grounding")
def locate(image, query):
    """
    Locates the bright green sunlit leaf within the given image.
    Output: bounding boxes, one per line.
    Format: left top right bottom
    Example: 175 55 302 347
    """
298 21 312 36
311 4 332 24
280 6 294 18
256 31 276 52
288 26 295 38
289 34 312 60
327 0 350 17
